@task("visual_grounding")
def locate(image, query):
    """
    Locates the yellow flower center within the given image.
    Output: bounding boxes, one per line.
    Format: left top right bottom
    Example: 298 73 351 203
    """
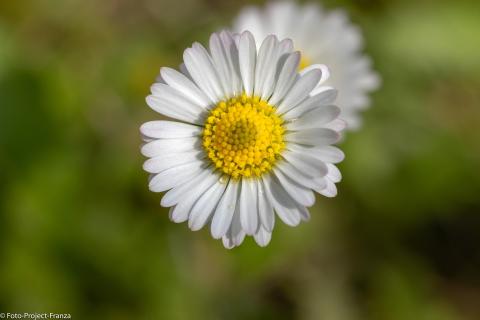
202 94 285 179
299 54 311 70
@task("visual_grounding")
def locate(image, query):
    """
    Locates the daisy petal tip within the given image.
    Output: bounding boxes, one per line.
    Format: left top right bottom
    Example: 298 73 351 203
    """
302 214 311 222
188 222 201 232
159 66 170 78
159 198 171 208
210 230 222 240
145 95 154 107
264 33 279 43
139 121 157 139
301 64 329 85
320 184 338 198
254 232 272 247
222 238 235 250
281 38 294 47
317 64 330 83
210 218 225 240
323 192 337 198
240 30 254 39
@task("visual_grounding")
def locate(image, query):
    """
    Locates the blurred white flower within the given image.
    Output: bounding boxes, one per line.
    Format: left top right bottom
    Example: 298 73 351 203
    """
233 1 380 129
141 30 345 248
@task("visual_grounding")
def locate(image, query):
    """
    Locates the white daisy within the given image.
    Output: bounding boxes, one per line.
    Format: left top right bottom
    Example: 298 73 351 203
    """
141 30 345 248
232 1 380 130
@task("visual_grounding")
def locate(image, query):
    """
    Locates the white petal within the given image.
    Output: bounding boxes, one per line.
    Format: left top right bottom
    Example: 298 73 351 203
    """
209 33 233 97
277 68 322 113
269 52 300 106
358 71 381 90
300 64 330 86
238 31 257 96
282 150 328 178
276 161 325 191
168 207 175 221
143 151 203 174
273 169 315 207
170 176 212 223
160 67 211 107
299 206 311 221
161 169 218 207
323 119 347 132
211 181 239 239
141 137 200 158
318 178 338 198
285 128 340 146
222 205 246 249
140 121 202 139
286 105 341 131
188 181 227 231
169 177 210 224
183 45 222 102
311 85 337 97
146 90 204 124
263 174 301 226
179 63 191 80
254 35 279 99
192 43 225 100
239 178 258 235
342 113 362 130
283 88 338 120
326 163 342 183
148 161 204 192
287 144 345 164
170 206 190 223
312 177 328 194
258 179 275 232
232 7 266 44
253 226 272 247
219 31 243 96
277 38 294 56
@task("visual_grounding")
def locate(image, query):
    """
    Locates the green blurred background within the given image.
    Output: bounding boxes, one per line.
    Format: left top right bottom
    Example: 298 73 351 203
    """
1 0 479 319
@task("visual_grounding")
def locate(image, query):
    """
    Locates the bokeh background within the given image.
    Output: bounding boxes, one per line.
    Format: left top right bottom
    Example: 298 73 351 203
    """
1 0 479 319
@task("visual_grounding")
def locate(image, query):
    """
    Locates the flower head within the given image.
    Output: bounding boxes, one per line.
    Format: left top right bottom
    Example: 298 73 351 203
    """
233 1 380 129
141 31 345 248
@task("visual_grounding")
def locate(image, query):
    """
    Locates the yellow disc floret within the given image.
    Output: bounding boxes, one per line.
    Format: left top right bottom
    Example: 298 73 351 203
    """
299 54 311 70
202 94 285 179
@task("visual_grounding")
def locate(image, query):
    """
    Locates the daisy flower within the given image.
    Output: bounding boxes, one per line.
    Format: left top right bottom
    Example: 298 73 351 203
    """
232 1 380 129
141 30 345 248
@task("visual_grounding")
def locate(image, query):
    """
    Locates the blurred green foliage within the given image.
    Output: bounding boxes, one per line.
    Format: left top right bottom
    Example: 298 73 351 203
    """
1 0 480 319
